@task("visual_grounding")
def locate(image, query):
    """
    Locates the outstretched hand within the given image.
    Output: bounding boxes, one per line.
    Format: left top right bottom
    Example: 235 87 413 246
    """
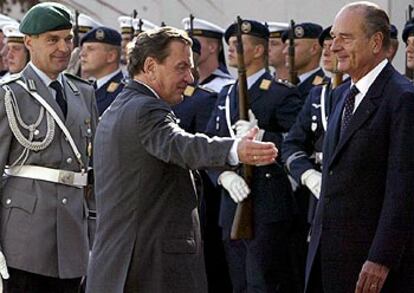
237 127 277 166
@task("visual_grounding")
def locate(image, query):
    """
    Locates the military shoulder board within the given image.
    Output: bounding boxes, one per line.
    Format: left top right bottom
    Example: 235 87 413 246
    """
198 85 217 94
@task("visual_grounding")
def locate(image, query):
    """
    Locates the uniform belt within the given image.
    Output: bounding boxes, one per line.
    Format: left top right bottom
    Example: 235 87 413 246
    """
4 165 87 188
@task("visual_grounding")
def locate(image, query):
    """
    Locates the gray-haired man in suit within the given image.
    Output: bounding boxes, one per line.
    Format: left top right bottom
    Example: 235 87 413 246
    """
86 26 278 293
0 2 98 293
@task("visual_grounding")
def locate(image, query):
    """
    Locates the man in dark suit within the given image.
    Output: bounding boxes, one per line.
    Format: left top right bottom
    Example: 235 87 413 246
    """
86 26 278 293
206 19 302 292
0 3 98 292
282 25 343 292
306 2 414 293
80 26 124 116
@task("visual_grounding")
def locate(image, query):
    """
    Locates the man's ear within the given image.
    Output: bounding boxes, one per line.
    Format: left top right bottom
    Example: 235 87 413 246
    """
371 32 384 54
143 56 157 79
24 35 32 51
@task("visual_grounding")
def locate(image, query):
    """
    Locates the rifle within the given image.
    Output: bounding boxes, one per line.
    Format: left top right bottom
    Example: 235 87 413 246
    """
264 22 270 73
406 5 414 80
230 16 254 240
189 14 194 37
73 10 80 48
331 57 343 89
288 19 299 85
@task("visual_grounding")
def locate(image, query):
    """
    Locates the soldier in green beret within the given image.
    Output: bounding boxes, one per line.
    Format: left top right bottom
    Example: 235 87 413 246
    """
0 2 98 292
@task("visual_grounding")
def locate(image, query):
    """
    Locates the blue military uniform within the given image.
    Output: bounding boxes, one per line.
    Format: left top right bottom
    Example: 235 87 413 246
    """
81 26 124 116
297 68 326 101
206 65 302 291
94 70 125 116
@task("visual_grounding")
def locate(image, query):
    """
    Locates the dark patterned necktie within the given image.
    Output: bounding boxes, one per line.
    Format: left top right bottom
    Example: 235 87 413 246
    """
341 85 359 133
49 80 67 118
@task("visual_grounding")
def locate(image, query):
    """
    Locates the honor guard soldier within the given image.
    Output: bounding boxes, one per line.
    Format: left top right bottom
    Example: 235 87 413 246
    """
117 15 134 65
1 23 29 78
182 17 233 92
80 26 124 116
206 19 302 292
282 25 347 292
387 24 399 62
66 13 102 78
267 21 289 80
0 3 98 292
282 22 325 102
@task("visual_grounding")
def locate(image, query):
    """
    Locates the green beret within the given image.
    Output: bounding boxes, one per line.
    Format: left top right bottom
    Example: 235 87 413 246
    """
19 2 72 35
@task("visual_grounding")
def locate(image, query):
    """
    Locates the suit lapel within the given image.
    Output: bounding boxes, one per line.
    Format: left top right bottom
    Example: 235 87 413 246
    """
326 63 394 169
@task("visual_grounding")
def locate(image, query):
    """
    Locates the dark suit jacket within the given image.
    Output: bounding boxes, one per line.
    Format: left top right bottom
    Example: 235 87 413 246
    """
206 71 302 238
95 70 124 116
305 63 414 292
87 80 237 293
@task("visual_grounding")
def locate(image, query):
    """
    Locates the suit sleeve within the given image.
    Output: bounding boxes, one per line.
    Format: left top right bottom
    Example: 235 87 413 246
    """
367 90 414 269
136 97 235 170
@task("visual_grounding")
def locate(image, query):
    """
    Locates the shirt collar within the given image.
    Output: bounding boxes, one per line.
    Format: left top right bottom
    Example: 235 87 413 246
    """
133 79 161 99
96 68 122 90
29 62 63 87
352 59 388 96
247 68 266 89
298 67 321 84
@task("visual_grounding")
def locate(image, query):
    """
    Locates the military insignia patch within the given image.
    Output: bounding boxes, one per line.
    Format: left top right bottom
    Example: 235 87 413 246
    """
107 82 119 93
241 21 252 33
312 75 324 85
295 26 305 38
96 29 105 40
259 79 271 90
184 85 195 96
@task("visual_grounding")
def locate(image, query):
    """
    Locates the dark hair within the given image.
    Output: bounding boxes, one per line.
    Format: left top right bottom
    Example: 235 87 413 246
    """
127 26 192 77
346 2 391 50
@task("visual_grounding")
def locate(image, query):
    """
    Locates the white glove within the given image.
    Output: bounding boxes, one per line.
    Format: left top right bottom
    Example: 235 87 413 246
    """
218 171 250 203
0 251 9 292
301 169 322 199
233 110 265 141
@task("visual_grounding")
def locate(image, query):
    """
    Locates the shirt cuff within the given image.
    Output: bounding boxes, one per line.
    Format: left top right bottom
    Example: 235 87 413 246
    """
227 139 240 166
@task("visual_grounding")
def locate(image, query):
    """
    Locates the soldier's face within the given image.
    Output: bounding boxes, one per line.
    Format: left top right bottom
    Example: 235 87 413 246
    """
268 37 286 68
322 39 335 73
25 29 73 79
406 36 414 70
282 39 315 74
151 41 194 105
6 42 28 74
227 35 258 69
80 42 114 79
331 8 379 81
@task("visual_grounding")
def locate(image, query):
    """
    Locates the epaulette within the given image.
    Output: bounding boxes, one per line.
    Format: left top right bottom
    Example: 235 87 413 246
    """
259 79 272 90
275 78 296 88
312 75 325 86
0 73 22 85
63 72 91 85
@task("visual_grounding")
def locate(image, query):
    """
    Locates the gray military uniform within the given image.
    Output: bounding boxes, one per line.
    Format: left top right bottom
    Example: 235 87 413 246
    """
0 64 98 278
